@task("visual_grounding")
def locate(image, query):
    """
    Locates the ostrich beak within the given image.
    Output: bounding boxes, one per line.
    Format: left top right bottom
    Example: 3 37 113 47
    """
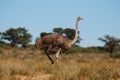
80 17 83 20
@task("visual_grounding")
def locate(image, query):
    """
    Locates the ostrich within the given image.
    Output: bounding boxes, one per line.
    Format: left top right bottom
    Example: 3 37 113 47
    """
35 17 83 64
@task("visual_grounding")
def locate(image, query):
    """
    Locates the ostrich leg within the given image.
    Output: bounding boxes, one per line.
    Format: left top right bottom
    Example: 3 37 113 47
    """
46 48 61 64
55 48 61 59
45 46 54 64
55 48 61 65
46 52 54 64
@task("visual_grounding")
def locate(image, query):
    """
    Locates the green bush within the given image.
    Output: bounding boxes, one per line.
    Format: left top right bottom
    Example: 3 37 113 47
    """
0 42 11 49
67 46 106 54
109 53 120 58
67 46 81 54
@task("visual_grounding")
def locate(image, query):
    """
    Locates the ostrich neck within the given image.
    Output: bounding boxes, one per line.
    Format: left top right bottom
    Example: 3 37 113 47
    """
70 21 79 45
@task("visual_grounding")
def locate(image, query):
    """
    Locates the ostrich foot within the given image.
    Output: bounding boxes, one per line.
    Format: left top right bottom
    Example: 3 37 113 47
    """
51 61 54 64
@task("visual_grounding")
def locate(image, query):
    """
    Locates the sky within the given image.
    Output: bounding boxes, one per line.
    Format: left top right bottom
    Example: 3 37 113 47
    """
0 0 120 47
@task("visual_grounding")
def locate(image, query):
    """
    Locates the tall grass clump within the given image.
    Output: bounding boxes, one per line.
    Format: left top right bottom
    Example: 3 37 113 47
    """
50 54 120 80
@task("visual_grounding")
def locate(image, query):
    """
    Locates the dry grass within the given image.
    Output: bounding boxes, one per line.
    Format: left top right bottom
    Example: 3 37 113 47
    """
0 48 120 80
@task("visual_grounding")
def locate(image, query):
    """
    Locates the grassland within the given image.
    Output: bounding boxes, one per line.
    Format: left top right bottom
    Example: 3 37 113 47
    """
0 47 120 80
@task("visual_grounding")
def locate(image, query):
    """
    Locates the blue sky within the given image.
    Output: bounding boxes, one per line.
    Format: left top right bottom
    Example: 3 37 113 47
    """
0 0 120 47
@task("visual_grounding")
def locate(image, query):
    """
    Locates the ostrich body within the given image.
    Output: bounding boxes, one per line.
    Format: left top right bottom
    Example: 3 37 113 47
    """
35 17 83 64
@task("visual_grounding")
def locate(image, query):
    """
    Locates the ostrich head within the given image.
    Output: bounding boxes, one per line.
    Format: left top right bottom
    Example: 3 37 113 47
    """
77 17 83 22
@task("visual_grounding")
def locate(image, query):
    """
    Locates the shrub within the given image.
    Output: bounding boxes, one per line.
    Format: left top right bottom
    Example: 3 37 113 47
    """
109 53 120 58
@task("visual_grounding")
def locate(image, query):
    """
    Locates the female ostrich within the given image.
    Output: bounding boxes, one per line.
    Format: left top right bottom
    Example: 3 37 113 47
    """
35 17 83 64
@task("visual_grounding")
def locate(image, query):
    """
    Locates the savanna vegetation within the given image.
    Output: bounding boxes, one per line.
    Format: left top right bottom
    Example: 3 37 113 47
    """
0 27 120 80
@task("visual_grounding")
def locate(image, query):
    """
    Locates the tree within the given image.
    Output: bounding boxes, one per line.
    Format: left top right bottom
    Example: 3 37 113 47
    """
17 28 32 48
63 28 75 40
98 35 120 53
63 28 80 43
2 27 32 48
40 32 53 37
2 28 19 47
53 27 63 34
